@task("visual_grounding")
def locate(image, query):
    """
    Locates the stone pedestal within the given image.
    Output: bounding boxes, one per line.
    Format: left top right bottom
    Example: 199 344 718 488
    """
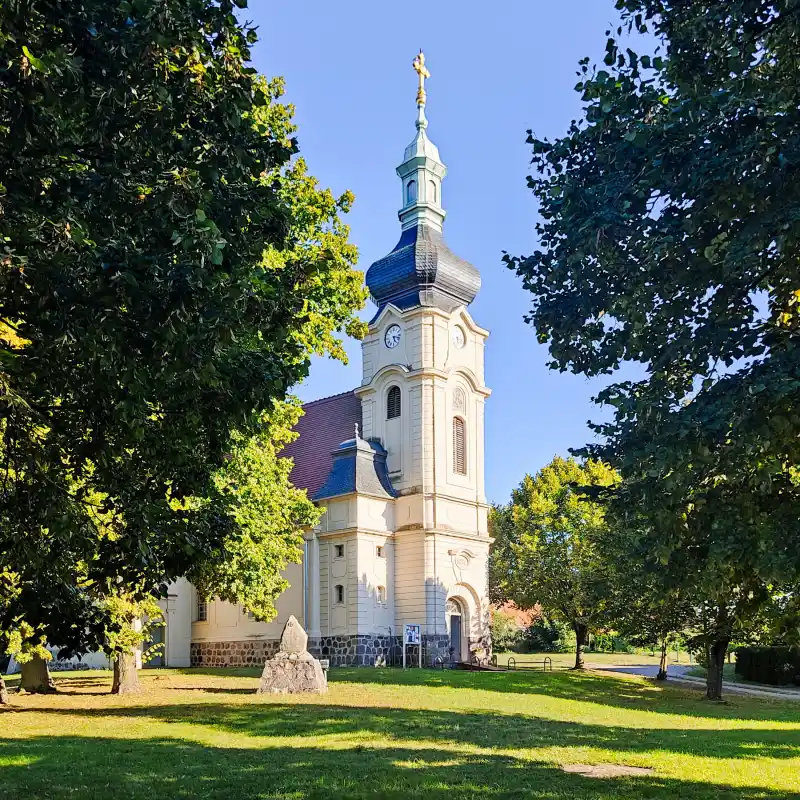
256 615 328 695
258 652 327 694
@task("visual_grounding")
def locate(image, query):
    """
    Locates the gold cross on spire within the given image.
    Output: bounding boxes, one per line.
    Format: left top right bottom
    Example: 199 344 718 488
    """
413 49 430 106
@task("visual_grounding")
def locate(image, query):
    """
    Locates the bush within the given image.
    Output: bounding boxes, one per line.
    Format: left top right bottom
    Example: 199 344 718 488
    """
735 646 800 686
523 618 576 653
591 633 635 654
490 610 525 652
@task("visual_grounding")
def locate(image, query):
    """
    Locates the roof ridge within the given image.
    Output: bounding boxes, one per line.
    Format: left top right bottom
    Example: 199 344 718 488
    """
299 388 358 409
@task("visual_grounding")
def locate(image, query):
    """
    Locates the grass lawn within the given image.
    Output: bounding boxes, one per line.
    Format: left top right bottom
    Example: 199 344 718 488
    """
2 666 800 799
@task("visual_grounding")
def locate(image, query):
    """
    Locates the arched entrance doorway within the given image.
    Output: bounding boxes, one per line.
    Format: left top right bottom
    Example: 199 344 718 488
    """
446 598 466 663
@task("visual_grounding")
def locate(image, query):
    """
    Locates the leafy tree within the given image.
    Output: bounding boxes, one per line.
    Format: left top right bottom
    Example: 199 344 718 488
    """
104 594 163 695
505 0 800 699
490 608 525 653
490 457 619 669
488 502 519 606
599 528 695 680
0 568 21 704
0 0 365 689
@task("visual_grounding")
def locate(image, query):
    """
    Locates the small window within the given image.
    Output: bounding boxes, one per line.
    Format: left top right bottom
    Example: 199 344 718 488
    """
376 545 385 558
429 179 437 204
406 179 417 205
387 386 401 419
334 584 345 604
453 417 466 475
196 596 208 623
244 607 256 621
376 586 386 604
334 543 345 559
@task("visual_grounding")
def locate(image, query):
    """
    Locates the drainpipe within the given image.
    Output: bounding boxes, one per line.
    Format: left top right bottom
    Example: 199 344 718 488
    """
302 537 308 630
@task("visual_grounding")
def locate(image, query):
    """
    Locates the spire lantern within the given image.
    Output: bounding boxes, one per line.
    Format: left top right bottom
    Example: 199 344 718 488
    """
396 50 446 232
365 52 481 314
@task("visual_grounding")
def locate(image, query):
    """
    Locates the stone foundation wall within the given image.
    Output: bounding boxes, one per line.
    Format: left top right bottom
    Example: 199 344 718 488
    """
190 639 280 668
309 635 394 667
190 634 461 668
50 660 96 672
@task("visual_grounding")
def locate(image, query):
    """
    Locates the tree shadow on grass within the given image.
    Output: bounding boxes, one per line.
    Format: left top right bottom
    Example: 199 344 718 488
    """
0 733 798 800
10 701 800 763
327 667 800 722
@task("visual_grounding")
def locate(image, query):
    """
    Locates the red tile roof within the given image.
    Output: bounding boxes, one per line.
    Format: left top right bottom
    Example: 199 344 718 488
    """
282 390 362 498
492 602 541 629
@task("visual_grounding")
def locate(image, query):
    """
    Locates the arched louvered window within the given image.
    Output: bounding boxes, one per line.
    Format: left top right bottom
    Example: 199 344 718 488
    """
406 180 417 205
387 386 401 419
453 417 466 475
429 179 437 204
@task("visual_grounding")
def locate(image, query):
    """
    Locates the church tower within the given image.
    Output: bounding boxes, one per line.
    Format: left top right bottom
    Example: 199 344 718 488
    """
357 51 492 662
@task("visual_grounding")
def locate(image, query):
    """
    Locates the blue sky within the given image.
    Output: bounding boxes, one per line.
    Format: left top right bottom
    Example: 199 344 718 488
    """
249 0 626 504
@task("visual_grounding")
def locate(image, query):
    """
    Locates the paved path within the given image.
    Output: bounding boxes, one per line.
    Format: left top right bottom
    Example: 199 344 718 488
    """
589 662 800 701
588 663 693 680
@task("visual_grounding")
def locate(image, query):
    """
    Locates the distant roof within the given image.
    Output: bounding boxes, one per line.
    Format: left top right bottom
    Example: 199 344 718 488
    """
492 602 541 629
281 390 362 498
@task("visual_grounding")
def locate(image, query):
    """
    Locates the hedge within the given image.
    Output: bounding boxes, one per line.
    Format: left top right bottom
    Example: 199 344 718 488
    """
735 646 800 686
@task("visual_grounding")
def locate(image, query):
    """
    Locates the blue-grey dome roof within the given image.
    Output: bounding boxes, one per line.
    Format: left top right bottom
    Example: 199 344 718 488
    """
313 436 396 501
365 224 481 313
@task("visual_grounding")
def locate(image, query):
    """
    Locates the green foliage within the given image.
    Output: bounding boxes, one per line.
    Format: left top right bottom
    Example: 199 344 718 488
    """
5 620 51 665
523 617 576 654
489 610 525 653
186 401 320 621
489 456 620 666
505 0 800 693
591 632 634 654
735 646 800 687
488 503 518 606
0 1 365 656
103 594 163 661
597 524 696 654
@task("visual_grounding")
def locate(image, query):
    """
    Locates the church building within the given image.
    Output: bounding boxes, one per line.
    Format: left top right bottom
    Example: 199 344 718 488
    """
160 53 492 668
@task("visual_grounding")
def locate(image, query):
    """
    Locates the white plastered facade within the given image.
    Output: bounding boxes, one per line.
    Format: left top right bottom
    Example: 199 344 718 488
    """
167 301 493 668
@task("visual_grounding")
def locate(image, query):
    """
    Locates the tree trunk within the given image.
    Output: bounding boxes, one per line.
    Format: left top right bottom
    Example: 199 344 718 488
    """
656 638 668 681
0 675 9 705
573 624 587 670
111 652 141 695
20 656 56 693
706 638 729 701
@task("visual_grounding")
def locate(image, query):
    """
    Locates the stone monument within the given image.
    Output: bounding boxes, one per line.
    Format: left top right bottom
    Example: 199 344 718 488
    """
256 615 328 695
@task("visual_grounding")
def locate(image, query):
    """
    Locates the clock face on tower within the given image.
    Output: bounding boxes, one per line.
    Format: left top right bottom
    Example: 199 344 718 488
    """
452 326 466 349
384 324 402 349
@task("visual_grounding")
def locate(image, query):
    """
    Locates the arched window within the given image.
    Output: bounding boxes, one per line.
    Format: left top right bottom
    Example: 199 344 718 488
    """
376 586 386 604
406 179 417 205
334 585 345 605
429 179 437 204
453 417 466 475
387 386 401 419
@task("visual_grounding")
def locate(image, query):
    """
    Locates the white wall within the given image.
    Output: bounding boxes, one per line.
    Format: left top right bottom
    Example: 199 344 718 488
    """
191 562 304 643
